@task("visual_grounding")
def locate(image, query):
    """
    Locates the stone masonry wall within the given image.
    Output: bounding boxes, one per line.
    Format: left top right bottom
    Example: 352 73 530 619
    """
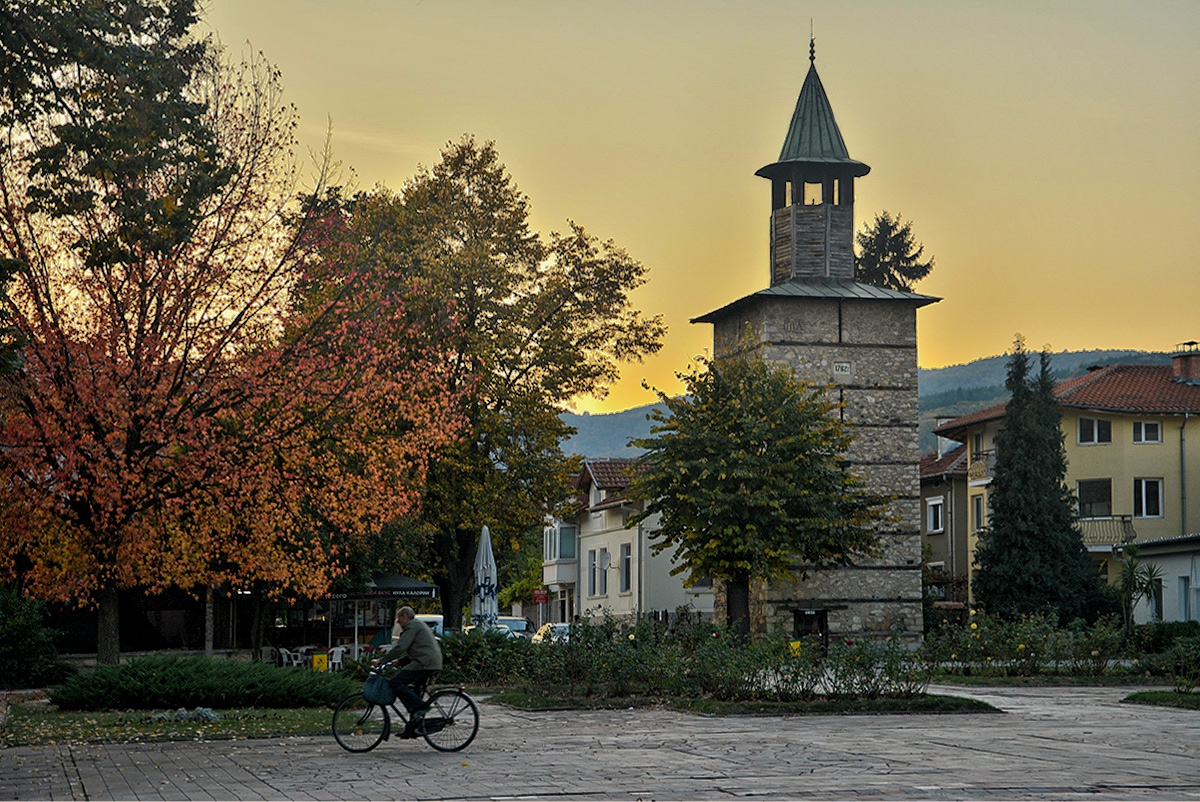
712 294 924 643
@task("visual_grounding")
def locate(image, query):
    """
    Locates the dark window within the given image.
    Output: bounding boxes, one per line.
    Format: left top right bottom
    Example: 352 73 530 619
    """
1134 421 1161 444
1134 478 1162 518
1078 479 1112 518
1079 417 1112 444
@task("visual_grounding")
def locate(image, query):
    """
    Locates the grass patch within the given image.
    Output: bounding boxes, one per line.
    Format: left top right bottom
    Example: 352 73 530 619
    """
3 702 334 746
489 691 998 716
1121 690 1200 711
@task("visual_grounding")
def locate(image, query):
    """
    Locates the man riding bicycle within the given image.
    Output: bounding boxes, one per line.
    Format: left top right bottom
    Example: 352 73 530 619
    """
374 605 443 738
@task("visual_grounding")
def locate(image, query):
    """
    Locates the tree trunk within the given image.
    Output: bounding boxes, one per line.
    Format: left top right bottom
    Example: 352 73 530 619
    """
249 584 266 661
436 525 478 630
96 585 121 665
726 576 751 640
204 586 214 654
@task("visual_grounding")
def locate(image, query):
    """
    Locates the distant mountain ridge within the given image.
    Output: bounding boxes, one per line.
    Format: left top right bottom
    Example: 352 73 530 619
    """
562 349 1173 458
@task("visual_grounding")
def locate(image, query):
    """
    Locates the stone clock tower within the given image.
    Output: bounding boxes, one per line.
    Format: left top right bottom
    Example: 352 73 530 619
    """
693 41 938 643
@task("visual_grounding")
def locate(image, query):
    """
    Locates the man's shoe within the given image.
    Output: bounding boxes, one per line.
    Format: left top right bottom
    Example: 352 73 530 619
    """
398 722 419 739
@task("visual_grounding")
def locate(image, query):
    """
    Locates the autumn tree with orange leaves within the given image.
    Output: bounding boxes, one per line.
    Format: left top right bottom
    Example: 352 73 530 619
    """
0 1 463 663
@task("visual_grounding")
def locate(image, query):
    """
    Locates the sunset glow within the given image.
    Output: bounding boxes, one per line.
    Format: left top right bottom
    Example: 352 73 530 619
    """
205 1 1200 413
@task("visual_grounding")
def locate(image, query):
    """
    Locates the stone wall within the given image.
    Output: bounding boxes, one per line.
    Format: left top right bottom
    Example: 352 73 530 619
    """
711 293 924 643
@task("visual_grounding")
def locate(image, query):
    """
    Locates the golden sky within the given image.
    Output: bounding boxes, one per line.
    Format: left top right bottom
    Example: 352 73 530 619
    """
205 1 1199 414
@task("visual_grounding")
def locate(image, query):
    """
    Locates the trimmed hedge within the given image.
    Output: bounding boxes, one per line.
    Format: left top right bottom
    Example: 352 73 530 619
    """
49 655 358 711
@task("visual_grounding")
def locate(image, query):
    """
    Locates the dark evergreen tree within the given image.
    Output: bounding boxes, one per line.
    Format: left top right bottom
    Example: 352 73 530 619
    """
973 337 1102 622
854 211 934 291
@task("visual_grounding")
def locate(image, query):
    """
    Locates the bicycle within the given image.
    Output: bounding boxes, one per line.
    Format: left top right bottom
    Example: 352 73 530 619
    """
332 667 479 753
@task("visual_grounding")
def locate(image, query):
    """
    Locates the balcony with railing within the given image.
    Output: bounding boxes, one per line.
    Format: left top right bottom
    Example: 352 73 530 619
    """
1076 514 1138 548
972 515 1137 549
967 449 996 482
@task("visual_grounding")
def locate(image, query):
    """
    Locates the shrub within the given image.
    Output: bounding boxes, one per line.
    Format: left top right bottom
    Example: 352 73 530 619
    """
0 584 76 689
49 655 358 711
1163 636 1200 693
1130 620 1200 655
439 628 530 686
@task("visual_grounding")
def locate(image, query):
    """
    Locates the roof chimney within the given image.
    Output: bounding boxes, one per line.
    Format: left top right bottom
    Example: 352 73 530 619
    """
1172 341 1200 384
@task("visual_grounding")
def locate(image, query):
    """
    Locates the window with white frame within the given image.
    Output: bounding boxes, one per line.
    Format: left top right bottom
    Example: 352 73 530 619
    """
1134 478 1163 518
558 524 577 559
1077 479 1112 518
1078 416 1112 444
597 548 609 595
619 543 632 593
587 550 596 596
972 495 986 532
1133 421 1162 444
544 527 556 561
926 497 945 534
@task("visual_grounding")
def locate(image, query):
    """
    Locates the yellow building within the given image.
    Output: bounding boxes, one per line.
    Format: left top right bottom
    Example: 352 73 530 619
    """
933 344 1200 612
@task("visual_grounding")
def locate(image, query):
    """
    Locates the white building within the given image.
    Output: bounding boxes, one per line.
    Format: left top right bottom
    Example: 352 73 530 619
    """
541 458 713 624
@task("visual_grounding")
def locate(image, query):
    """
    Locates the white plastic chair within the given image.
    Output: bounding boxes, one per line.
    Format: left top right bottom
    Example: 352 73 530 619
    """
327 646 346 672
278 648 303 667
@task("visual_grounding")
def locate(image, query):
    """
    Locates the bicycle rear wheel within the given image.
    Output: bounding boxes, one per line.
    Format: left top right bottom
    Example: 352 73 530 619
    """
332 692 389 752
419 689 479 752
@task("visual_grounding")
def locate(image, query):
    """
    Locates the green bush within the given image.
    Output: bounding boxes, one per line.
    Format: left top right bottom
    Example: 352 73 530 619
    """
49 655 358 711
1162 636 1200 693
1130 620 1200 655
921 612 1129 677
0 584 76 689
440 628 531 686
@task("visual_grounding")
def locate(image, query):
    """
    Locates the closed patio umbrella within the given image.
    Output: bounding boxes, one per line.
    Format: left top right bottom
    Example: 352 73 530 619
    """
471 525 499 629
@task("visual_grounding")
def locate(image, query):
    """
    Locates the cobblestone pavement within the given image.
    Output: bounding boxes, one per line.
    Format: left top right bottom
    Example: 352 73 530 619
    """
2 685 1199 800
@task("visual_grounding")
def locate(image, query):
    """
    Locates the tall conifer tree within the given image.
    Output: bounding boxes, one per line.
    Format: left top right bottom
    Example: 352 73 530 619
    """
973 337 1102 621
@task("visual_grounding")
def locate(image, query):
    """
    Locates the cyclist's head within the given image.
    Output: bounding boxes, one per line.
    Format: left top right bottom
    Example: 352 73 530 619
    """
397 606 415 625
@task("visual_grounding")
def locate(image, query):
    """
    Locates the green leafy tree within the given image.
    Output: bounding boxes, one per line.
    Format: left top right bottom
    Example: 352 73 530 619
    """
630 353 887 636
854 211 934 291
973 337 1103 622
1115 545 1163 636
310 137 665 627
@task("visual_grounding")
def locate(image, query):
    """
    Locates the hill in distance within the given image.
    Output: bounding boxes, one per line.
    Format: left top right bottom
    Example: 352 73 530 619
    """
563 349 1173 458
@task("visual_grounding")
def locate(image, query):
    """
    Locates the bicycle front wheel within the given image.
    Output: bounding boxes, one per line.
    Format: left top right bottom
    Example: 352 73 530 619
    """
419 689 479 752
332 692 389 752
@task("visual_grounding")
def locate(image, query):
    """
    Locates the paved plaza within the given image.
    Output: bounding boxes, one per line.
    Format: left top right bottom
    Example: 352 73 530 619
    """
2 685 1198 800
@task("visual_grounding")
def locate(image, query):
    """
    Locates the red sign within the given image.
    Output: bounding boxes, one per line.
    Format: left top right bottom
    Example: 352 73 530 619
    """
532 588 549 604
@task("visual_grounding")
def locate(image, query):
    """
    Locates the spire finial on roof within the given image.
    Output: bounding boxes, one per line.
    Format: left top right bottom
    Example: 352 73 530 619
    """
809 22 816 64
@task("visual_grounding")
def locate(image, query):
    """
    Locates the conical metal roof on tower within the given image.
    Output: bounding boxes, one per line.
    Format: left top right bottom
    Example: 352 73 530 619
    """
755 41 869 182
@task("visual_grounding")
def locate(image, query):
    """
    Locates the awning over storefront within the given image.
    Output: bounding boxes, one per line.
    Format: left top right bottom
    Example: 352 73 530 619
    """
327 573 439 601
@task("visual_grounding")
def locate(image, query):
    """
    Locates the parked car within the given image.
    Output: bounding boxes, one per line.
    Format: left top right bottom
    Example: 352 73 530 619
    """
531 622 571 644
415 613 444 635
463 623 523 638
497 615 536 639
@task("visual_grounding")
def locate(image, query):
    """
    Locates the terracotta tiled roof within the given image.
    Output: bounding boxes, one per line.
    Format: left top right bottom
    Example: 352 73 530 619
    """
1054 365 1200 413
582 458 639 491
920 444 967 479
933 364 1200 441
